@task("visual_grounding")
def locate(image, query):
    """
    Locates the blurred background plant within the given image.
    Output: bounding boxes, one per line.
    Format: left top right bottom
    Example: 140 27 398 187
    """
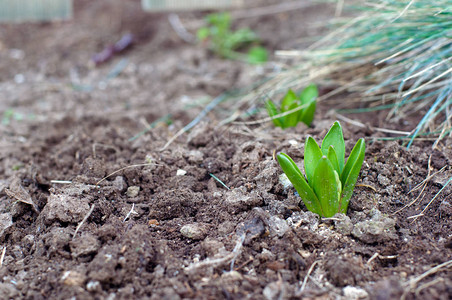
197 12 268 64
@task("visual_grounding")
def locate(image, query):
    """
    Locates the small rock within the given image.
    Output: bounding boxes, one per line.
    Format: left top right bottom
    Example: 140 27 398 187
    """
212 191 222 198
0 213 13 236
70 233 101 258
126 186 140 198
287 210 319 232
180 223 208 240
86 280 102 292
61 270 86 286
186 150 204 164
43 227 73 257
257 248 276 262
176 169 187 176
267 215 290 238
11 245 24 259
112 176 127 192
352 209 397 243
278 173 292 190
343 286 369 299
201 238 225 256
263 281 285 300
325 257 360 287
221 270 243 281
369 278 403 299
42 186 92 224
377 174 390 186
224 188 263 212
333 213 353 235
0 282 19 298
21 234 35 250
255 160 279 192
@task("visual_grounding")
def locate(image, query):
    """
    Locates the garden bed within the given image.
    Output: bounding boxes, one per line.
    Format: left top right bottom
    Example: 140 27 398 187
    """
0 0 450 299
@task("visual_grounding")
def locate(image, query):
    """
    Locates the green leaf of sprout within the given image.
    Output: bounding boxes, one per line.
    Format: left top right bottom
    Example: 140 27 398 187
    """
265 100 283 128
327 145 340 175
265 85 318 129
285 101 301 128
339 138 366 213
277 121 365 217
321 121 345 174
299 100 316 127
304 136 323 185
247 46 268 64
281 89 298 112
299 84 318 105
277 153 323 216
312 156 341 218
197 27 210 41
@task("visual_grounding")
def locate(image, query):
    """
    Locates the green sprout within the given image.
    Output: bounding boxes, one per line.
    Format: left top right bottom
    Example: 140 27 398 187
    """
197 12 267 64
266 84 318 129
277 121 365 217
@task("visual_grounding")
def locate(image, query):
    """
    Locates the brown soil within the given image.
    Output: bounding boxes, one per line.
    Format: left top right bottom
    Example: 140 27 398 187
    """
0 1 451 299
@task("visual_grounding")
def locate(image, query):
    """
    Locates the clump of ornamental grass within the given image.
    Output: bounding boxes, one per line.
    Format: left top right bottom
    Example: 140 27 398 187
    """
277 121 365 217
265 84 317 129
218 0 451 147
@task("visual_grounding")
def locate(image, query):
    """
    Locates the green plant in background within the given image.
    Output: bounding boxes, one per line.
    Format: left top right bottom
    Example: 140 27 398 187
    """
266 84 317 129
197 12 268 64
277 121 365 217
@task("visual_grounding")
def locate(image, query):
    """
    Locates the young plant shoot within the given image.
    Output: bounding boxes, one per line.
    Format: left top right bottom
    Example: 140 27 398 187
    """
277 121 365 217
197 12 267 64
266 84 317 129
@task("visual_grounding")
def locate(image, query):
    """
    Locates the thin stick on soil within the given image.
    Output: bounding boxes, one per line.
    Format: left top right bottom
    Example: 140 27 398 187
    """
229 233 246 271
412 174 452 221
392 158 447 216
0 246 6 266
50 180 72 184
73 204 95 238
414 278 444 296
184 233 245 273
300 260 319 292
95 163 156 186
123 203 138 222
335 113 411 135
404 259 452 290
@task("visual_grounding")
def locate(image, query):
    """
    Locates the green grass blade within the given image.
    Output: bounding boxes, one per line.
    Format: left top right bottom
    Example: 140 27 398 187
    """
277 153 323 216
340 138 366 214
321 121 345 174
304 136 323 186
313 156 341 217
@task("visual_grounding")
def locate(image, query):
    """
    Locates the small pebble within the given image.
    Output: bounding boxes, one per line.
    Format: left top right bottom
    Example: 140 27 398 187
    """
343 286 369 299
126 186 140 197
61 270 86 287
86 280 102 292
180 223 208 240
176 169 187 176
